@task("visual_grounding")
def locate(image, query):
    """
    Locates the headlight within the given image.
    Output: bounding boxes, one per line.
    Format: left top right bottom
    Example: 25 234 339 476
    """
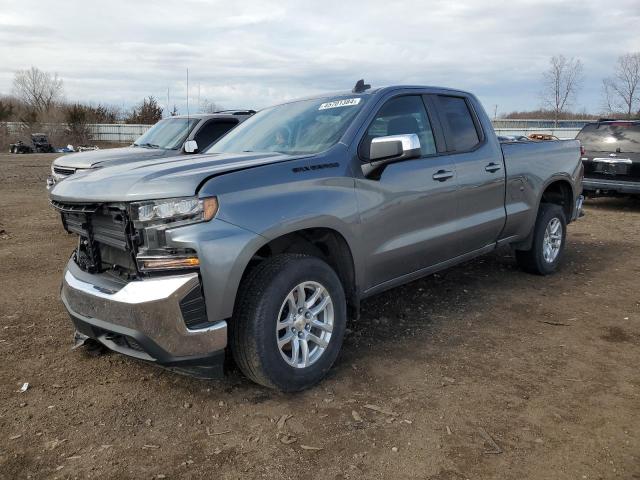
130 196 218 226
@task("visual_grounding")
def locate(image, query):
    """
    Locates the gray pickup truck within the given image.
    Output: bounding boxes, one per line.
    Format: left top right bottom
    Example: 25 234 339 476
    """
50 83 583 391
46 111 253 188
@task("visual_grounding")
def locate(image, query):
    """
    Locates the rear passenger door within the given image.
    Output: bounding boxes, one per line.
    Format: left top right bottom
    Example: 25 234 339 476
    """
432 94 506 257
356 94 459 290
194 119 239 151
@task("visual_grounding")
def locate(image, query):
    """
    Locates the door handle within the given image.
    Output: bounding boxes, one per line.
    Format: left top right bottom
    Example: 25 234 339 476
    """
485 163 502 173
432 170 454 181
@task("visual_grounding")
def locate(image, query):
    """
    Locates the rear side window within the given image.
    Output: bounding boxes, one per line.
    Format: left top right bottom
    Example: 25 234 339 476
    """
359 95 437 160
194 120 238 150
436 96 481 152
576 123 640 153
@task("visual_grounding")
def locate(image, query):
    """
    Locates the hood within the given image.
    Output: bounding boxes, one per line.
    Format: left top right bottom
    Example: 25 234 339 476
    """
49 151 304 203
53 146 170 169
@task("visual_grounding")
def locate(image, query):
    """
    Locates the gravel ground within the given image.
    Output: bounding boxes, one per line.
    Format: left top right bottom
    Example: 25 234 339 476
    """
1 153 639 480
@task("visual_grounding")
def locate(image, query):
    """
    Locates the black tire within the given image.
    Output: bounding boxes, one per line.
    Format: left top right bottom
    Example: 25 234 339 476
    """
515 203 567 275
230 254 346 391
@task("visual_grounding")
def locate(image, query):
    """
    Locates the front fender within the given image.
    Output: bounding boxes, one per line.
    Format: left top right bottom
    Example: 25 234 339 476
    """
198 150 364 285
165 219 266 324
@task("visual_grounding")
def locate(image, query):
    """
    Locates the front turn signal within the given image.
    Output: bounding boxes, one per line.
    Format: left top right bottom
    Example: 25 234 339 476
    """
138 256 200 271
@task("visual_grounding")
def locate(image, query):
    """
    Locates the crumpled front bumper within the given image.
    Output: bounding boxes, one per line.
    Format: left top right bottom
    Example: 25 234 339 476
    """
61 259 227 367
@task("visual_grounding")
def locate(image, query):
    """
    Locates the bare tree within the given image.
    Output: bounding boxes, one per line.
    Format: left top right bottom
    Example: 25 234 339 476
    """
541 55 584 126
12 67 63 114
602 52 640 118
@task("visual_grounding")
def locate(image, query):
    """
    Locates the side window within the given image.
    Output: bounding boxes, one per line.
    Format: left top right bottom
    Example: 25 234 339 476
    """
194 120 238 150
359 96 437 160
436 96 481 151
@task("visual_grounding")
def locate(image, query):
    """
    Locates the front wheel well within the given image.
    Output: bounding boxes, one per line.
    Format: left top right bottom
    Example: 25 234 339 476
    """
240 228 359 318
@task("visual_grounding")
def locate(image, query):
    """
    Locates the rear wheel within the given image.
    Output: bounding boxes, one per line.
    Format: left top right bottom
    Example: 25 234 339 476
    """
515 203 567 275
230 254 346 391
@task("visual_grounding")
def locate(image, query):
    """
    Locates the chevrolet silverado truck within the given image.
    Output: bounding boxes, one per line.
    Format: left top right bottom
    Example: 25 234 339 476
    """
50 83 584 391
46 111 254 189
577 119 640 196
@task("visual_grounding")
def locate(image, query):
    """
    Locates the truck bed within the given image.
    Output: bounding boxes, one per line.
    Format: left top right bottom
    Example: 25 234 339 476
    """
499 139 582 243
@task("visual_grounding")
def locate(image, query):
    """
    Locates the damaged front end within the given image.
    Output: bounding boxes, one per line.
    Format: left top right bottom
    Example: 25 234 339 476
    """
52 197 226 372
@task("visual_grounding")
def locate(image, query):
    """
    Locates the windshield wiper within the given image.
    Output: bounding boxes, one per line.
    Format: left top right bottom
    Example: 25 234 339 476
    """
139 143 160 149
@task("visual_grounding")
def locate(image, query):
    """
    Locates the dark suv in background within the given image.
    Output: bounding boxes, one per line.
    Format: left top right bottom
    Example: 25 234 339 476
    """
577 119 640 196
47 110 254 188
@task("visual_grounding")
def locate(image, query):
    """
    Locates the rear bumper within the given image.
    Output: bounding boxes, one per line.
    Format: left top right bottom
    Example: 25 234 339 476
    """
583 178 640 195
61 259 227 367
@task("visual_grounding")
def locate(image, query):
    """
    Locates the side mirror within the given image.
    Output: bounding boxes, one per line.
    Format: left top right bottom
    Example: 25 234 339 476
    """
184 139 199 154
363 134 421 176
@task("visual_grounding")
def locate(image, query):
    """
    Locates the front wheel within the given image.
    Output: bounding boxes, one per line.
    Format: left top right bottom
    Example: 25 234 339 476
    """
230 254 346 391
515 203 567 275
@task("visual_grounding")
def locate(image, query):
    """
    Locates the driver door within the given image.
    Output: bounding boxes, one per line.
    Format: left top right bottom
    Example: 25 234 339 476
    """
355 95 459 291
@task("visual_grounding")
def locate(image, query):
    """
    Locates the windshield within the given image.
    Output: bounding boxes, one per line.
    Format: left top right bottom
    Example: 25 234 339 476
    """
207 96 368 155
133 118 199 150
577 123 640 153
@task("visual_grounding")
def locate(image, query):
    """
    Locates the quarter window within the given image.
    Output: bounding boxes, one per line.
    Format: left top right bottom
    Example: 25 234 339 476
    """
360 96 437 160
436 96 481 152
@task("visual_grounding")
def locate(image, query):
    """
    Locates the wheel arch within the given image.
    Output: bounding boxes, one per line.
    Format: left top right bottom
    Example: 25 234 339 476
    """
513 176 575 251
237 226 360 320
539 176 575 221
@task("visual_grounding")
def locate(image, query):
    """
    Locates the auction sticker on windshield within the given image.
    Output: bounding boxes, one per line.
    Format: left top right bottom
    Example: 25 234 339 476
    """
319 98 361 110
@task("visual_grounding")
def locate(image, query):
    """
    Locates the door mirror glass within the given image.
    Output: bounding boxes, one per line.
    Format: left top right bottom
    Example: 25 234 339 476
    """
184 139 199 153
369 134 421 161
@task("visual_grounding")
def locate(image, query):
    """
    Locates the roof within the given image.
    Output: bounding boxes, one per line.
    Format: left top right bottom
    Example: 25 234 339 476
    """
171 110 255 120
270 84 474 107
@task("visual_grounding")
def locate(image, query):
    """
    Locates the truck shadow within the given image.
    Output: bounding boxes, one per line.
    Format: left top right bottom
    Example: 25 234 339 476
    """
135 235 631 401
346 240 614 343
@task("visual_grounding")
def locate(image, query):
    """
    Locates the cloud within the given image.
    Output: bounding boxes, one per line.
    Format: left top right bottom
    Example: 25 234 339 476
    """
0 0 638 115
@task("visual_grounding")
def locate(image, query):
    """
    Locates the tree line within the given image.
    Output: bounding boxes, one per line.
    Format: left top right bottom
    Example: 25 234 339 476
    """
506 52 640 124
1 55 638 147
0 67 167 146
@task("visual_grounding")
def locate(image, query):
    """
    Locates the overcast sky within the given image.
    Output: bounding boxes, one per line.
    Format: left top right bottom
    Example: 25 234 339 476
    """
1 0 639 116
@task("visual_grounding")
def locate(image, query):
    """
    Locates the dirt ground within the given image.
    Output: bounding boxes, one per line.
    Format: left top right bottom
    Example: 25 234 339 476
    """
1 153 638 480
